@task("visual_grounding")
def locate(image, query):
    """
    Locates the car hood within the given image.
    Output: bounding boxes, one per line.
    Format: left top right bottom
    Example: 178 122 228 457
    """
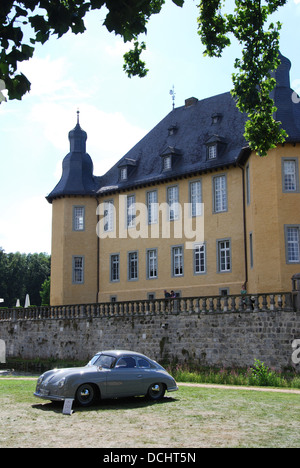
40 365 99 383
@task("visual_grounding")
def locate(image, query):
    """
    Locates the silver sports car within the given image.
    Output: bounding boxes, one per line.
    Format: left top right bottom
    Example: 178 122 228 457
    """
34 350 178 406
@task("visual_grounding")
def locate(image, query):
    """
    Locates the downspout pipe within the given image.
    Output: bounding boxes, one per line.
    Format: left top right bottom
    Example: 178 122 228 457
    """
96 196 100 303
237 146 251 288
239 163 248 287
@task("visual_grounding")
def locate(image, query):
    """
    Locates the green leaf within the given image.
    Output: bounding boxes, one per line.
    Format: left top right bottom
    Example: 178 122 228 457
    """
172 0 185 6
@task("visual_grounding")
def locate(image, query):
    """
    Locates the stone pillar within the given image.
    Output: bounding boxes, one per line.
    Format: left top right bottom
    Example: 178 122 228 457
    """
292 273 300 311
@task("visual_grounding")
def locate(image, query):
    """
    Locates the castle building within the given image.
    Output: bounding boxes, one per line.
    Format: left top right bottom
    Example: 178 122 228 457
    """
47 54 300 306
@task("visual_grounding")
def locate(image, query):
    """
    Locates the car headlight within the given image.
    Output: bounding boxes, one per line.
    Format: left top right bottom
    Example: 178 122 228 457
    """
57 378 66 388
37 374 44 385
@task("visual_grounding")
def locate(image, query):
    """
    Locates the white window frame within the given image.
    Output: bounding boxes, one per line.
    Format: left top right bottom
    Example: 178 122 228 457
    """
217 239 231 273
72 256 84 284
167 185 179 221
146 248 158 279
110 254 120 282
194 243 206 275
103 200 114 232
213 174 227 213
163 155 172 171
120 167 127 180
126 194 136 228
73 206 85 231
285 225 300 264
128 251 138 281
172 245 184 277
190 180 202 217
147 190 158 225
282 158 299 192
208 144 217 160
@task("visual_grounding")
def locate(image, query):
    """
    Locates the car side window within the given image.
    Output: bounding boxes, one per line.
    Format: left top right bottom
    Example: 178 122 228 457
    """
137 358 151 368
115 357 137 368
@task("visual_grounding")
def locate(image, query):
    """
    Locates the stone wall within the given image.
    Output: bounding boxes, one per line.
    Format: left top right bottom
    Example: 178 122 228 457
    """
0 298 299 371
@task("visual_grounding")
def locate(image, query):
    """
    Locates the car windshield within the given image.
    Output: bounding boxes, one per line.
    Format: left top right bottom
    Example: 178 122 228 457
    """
88 354 116 369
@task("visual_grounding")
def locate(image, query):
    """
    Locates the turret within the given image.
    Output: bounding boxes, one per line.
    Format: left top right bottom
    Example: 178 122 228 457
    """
46 111 96 203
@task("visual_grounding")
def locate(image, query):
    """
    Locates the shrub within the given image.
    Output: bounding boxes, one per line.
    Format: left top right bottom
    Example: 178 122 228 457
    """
247 359 280 387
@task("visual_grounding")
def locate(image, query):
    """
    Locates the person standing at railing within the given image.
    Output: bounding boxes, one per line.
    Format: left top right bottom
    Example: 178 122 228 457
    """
241 283 247 309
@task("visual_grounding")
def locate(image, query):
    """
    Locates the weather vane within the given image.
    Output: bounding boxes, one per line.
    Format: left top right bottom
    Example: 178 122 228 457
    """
169 85 176 110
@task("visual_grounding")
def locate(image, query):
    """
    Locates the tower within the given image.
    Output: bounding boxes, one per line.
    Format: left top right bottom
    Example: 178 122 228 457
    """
47 112 98 305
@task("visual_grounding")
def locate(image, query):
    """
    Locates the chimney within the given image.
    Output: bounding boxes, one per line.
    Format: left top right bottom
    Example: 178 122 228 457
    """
185 97 198 108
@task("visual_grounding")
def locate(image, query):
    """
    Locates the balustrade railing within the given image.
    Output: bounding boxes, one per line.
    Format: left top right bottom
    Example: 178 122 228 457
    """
0 292 295 322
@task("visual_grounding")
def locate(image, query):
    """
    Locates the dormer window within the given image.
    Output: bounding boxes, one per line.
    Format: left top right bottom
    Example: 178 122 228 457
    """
160 146 181 172
118 158 137 181
208 144 217 160
120 167 127 180
211 113 222 125
205 135 226 161
163 155 172 171
168 124 178 136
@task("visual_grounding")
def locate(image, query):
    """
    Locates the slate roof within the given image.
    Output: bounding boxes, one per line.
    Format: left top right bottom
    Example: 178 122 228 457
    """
46 53 300 203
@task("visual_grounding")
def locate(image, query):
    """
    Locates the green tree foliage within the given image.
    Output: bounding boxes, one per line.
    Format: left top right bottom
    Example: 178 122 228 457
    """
0 247 50 307
0 1 289 155
39 277 50 305
198 0 288 156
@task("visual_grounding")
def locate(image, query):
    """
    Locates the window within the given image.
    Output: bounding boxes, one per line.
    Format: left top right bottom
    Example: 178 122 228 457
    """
147 249 158 279
147 293 156 300
126 195 136 228
73 206 85 231
116 357 136 368
72 256 84 284
194 244 206 274
128 251 138 280
208 144 217 160
163 155 172 171
103 200 114 232
110 254 120 282
120 167 127 180
190 180 202 217
137 358 151 368
213 175 227 213
172 246 183 277
285 226 300 263
282 159 299 192
167 185 179 221
217 239 231 273
147 190 158 224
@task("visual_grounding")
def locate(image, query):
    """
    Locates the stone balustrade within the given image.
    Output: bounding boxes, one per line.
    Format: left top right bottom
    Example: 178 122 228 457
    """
0 292 295 322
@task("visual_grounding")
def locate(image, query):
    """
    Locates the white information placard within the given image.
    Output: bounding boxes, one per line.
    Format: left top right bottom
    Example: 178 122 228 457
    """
62 398 74 415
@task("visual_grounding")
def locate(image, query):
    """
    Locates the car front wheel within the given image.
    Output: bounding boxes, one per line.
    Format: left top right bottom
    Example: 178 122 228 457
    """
147 383 165 401
75 383 97 407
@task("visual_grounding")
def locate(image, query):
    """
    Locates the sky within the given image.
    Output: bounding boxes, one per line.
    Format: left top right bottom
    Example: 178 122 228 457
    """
1 0 300 255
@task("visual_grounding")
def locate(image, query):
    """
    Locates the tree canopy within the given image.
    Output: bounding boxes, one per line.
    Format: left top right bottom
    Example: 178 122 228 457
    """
0 248 51 307
0 0 289 155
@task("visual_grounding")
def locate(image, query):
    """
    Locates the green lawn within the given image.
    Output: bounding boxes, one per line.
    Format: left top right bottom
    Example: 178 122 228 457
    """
0 378 299 448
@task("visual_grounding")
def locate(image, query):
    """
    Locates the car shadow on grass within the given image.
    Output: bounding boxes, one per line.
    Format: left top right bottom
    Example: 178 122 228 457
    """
32 395 178 413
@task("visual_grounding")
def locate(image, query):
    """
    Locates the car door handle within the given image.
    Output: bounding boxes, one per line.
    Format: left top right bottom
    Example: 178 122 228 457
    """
137 374 143 378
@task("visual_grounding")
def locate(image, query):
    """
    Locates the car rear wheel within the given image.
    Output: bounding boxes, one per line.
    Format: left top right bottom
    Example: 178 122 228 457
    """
75 383 97 407
147 383 165 401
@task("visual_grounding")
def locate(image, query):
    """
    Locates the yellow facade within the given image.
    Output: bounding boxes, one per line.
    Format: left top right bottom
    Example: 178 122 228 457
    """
246 144 300 293
50 145 300 305
50 196 98 305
